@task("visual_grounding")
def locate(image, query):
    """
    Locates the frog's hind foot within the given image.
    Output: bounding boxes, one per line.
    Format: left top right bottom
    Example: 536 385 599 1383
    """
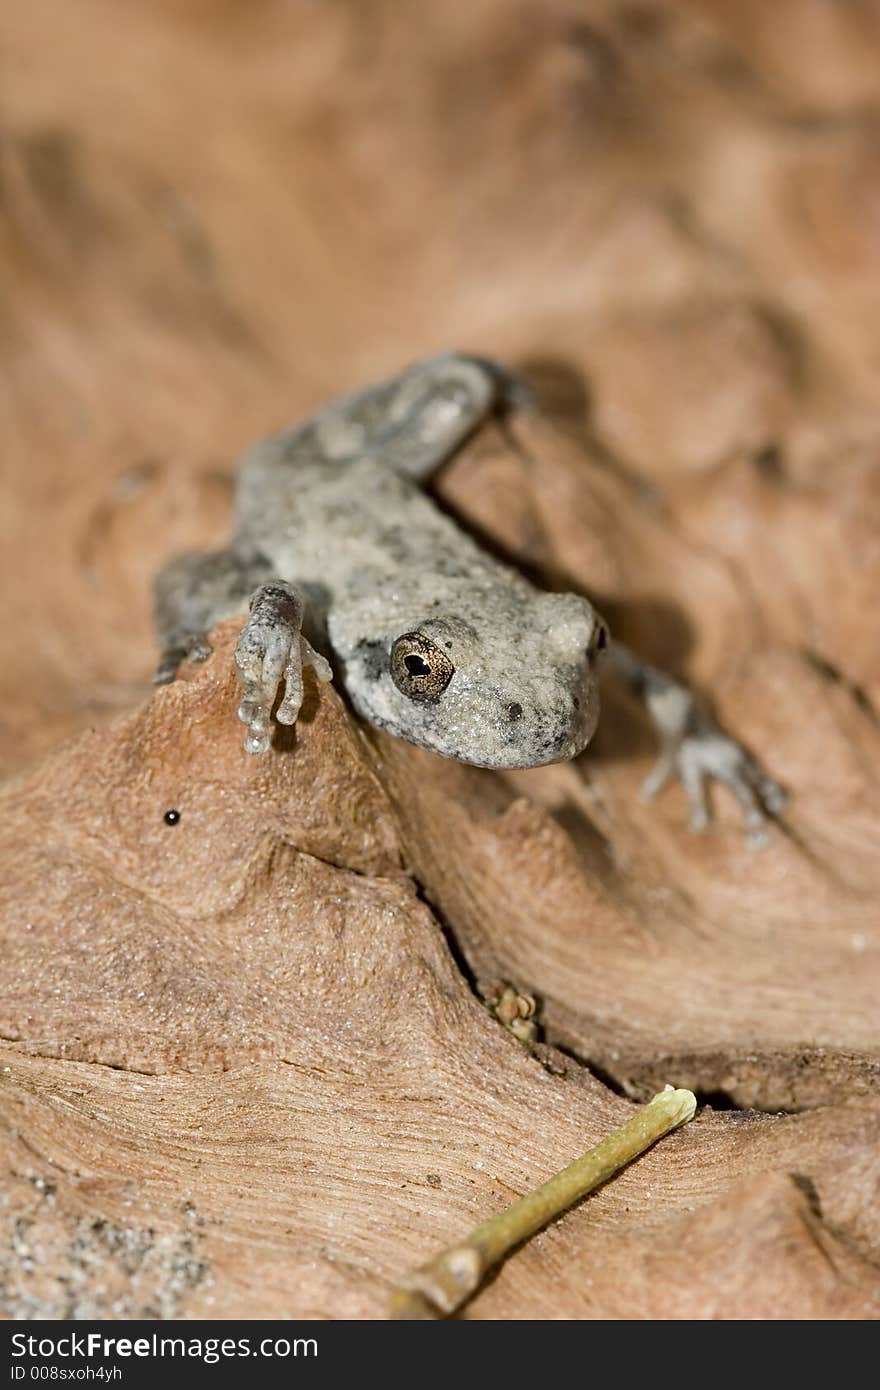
234 582 333 754
153 633 214 686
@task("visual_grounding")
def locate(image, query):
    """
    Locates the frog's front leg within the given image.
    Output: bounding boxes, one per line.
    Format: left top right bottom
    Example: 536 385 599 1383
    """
153 545 275 685
234 583 332 754
606 643 787 848
153 548 332 754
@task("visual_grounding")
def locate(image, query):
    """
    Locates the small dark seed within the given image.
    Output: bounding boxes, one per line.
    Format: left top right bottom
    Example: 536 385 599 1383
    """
506 702 523 721
164 809 181 825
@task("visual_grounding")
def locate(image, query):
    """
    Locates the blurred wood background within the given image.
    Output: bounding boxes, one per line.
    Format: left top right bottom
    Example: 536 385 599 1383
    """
1 0 879 1318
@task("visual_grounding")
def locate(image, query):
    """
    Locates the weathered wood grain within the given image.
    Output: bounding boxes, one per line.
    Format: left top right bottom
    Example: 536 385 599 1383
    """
1 0 879 1319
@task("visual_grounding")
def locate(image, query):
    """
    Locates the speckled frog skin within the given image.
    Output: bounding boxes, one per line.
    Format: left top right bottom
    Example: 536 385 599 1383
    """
155 353 786 843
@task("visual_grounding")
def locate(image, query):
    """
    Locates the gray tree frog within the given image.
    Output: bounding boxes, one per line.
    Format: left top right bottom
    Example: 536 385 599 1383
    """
154 353 785 845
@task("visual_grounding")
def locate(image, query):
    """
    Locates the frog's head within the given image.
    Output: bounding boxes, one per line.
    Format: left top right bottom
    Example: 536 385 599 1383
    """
339 591 607 769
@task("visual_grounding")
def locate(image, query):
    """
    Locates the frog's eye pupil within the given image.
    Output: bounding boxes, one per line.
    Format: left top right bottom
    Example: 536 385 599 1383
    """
404 654 430 677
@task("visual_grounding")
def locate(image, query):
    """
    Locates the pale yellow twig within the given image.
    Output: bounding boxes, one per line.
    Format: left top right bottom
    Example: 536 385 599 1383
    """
390 1086 697 1319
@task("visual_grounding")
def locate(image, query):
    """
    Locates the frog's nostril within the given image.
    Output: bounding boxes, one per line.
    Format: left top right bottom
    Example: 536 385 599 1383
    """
505 701 523 721
590 622 610 656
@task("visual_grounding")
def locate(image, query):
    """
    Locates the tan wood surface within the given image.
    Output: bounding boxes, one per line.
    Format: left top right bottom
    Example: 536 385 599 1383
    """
1 0 878 1319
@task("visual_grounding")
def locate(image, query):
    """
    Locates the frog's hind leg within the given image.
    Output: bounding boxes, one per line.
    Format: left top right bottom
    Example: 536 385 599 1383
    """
315 352 531 483
606 642 787 847
153 544 274 685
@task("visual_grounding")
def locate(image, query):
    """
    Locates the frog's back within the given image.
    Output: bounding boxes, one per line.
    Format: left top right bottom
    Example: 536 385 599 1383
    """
234 436 522 610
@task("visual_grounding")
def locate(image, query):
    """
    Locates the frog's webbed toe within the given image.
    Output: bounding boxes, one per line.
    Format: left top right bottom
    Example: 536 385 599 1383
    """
235 582 333 754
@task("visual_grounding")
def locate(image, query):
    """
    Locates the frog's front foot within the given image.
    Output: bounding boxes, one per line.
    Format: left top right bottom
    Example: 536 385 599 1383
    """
234 583 333 754
641 712 787 849
607 643 787 847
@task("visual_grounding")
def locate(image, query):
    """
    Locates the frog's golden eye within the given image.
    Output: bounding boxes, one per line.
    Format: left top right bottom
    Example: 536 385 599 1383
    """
390 632 455 702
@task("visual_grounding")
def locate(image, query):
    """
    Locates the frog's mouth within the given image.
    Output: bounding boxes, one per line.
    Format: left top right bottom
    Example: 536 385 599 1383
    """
487 680 600 769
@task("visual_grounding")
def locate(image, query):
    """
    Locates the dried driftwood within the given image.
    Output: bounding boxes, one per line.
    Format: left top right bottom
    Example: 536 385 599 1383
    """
1 0 879 1319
